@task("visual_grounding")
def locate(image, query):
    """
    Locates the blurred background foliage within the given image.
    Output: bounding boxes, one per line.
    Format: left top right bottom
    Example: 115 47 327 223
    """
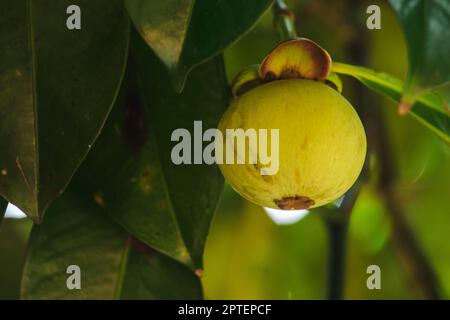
1 0 449 299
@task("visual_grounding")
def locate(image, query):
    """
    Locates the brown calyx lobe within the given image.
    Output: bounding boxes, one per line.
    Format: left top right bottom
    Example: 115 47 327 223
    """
259 38 332 82
274 196 315 210
301 39 331 80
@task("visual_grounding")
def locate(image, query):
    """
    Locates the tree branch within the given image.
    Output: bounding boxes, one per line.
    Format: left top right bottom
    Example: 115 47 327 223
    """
321 147 370 299
374 115 442 299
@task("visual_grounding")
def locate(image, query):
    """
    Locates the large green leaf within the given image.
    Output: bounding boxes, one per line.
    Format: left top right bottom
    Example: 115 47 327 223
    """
332 62 450 143
0 0 130 222
21 192 202 299
62 32 227 269
132 34 228 268
125 0 273 91
124 0 195 80
389 0 450 105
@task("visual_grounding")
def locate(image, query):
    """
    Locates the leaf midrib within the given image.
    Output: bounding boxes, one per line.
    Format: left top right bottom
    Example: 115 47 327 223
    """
136 72 194 268
332 62 447 114
26 0 40 217
151 126 194 267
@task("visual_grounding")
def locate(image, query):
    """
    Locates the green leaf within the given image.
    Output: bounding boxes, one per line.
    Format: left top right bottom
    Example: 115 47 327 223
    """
21 192 202 299
0 197 7 225
125 0 273 91
332 62 450 143
0 0 130 222
63 32 227 269
389 0 450 103
124 0 195 79
133 37 228 268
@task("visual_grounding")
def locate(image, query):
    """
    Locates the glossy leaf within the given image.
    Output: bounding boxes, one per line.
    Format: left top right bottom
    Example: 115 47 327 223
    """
134 37 228 268
332 62 450 143
125 0 273 91
21 192 202 299
124 0 194 74
0 0 130 222
389 0 450 104
63 32 227 269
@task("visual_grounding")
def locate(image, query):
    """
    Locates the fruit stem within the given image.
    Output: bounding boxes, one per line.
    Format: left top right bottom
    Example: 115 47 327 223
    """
273 0 297 40
322 175 365 300
373 106 442 299
325 216 348 300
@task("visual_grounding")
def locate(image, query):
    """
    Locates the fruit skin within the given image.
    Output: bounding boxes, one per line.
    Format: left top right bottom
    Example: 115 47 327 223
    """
218 79 366 210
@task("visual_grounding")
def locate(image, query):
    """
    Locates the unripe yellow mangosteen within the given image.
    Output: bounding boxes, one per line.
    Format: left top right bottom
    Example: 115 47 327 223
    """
217 39 366 210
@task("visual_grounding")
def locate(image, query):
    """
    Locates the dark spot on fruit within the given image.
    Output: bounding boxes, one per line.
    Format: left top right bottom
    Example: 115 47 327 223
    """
294 170 301 183
302 136 308 149
261 173 272 183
